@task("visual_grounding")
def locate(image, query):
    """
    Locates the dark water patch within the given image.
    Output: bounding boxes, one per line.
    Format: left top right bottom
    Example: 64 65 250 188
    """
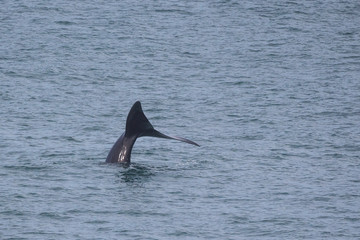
344 217 359 223
1 209 27 216
63 136 81 142
114 163 155 185
96 227 114 232
223 80 251 87
10 193 26 199
23 231 65 238
2 164 50 171
40 152 75 159
312 196 331 202
82 126 104 131
85 220 109 224
83 186 101 191
118 209 170 217
229 215 250 224
154 9 193 16
323 153 345 159
64 209 89 215
241 135 265 141
54 20 75 25
39 212 71 220
49 186 65 191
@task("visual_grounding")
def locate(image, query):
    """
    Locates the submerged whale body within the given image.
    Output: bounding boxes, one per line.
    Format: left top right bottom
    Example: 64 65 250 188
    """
106 101 199 164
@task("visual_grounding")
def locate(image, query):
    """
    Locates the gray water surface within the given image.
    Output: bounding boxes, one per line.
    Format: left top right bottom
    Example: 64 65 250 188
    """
1 1 360 239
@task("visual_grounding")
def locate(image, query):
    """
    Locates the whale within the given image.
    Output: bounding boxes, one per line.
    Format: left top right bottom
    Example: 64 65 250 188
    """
106 101 199 164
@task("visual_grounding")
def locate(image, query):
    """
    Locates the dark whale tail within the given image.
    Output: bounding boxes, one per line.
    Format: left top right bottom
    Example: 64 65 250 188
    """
106 101 199 163
126 101 200 147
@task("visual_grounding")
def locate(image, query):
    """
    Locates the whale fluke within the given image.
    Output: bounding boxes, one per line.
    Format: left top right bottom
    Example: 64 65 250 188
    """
106 101 199 163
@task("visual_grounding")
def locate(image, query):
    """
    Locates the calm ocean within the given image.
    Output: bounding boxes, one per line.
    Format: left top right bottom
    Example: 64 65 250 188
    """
1 1 360 239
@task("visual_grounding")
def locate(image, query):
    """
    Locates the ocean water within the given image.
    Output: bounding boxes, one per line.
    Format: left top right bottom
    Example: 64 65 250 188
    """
1 0 360 239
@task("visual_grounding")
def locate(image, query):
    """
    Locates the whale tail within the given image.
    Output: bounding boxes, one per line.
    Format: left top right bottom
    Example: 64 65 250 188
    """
126 101 200 147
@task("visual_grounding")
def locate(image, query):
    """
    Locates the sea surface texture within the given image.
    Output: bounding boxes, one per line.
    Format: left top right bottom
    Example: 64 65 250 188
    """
1 1 360 239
